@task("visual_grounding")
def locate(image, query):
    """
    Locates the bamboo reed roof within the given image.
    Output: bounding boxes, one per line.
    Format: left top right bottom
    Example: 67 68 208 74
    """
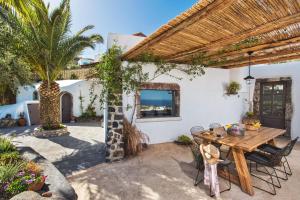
122 0 300 68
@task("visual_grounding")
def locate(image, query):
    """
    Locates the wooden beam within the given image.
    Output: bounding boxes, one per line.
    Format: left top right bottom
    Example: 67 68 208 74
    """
212 47 300 67
224 54 300 69
169 36 300 63
168 13 300 61
123 0 236 59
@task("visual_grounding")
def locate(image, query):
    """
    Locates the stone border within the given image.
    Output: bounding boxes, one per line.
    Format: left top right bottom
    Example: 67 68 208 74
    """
0 118 17 128
33 126 70 138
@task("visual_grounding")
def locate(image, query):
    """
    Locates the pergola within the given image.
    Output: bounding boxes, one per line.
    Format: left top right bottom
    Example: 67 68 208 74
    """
123 0 300 69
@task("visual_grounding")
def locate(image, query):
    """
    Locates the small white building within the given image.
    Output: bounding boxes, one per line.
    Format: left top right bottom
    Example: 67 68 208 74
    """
0 80 103 126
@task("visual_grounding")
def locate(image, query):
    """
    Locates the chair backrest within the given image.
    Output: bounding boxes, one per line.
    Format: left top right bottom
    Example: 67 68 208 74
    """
190 140 204 169
199 143 220 165
190 126 204 134
282 136 299 156
269 149 285 166
269 137 299 166
209 123 222 129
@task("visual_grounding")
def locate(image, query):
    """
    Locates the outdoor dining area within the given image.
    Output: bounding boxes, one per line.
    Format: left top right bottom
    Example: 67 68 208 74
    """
189 123 298 198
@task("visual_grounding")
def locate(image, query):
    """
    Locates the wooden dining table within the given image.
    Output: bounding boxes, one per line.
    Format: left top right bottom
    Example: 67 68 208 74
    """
192 127 286 196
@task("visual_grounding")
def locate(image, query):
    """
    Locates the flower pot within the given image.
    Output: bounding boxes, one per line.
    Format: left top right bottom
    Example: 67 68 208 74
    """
28 179 45 191
18 118 26 126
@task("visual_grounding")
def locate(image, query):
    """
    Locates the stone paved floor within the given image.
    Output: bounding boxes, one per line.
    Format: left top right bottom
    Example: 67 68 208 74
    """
68 139 300 200
0 122 106 176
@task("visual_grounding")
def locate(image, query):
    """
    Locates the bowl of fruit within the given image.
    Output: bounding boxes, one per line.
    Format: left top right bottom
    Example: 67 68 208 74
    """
245 121 261 131
242 112 261 131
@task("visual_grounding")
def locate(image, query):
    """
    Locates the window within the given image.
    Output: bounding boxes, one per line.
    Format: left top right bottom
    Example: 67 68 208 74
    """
137 83 180 119
140 90 175 118
33 90 39 100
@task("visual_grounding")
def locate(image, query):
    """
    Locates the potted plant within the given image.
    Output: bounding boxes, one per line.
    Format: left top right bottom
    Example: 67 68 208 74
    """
242 112 261 131
175 135 193 145
17 112 26 127
27 175 47 191
25 161 47 191
226 81 241 95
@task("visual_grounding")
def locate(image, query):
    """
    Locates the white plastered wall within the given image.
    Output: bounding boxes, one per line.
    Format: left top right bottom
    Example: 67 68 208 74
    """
122 64 248 144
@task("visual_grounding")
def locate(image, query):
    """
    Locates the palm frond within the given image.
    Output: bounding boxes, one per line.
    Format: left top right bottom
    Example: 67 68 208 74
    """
0 0 43 19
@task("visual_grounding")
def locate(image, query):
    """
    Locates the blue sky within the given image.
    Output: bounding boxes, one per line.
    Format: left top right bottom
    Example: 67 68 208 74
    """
141 90 172 101
44 0 197 58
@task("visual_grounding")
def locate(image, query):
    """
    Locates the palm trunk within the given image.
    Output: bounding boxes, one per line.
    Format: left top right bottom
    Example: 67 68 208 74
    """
39 81 61 129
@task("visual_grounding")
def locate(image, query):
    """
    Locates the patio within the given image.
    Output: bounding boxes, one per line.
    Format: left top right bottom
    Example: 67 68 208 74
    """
1 0 300 199
68 139 300 200
0 122 106 176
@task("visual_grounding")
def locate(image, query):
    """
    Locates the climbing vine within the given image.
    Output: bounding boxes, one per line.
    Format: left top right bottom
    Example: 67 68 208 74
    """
94 45 207 123
78 85 98 119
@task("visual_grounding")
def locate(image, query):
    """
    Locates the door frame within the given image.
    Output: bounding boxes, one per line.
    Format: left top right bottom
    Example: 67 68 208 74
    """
259 81 287 129
60 92 73 123
253 77 292 138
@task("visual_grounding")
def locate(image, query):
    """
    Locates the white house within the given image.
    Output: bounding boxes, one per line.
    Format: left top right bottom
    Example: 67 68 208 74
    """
107 32 300 144
0 80 103 126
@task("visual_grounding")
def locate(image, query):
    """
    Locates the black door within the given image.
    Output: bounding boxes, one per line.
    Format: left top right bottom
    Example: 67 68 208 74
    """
260 82 286 129
61 93 72 123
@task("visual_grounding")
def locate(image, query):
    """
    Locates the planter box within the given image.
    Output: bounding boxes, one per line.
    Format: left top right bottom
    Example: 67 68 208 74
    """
33 126 70 138
0 118 17 128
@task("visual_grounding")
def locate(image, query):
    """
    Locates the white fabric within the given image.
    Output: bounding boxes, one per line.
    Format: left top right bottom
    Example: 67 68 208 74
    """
203 159 220 198
200 144 221 198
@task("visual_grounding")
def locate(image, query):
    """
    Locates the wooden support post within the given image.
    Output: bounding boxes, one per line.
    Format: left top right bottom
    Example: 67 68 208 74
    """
232 148 254 196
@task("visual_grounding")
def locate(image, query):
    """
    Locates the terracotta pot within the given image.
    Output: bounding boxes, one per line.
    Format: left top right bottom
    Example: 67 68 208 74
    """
28 179 45 191
18 118 26 126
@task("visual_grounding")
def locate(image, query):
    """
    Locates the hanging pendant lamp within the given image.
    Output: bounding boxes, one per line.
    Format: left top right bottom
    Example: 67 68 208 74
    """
244 51 255 85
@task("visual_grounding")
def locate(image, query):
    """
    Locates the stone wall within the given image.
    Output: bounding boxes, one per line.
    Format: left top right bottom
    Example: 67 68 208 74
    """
105 97 125 162
253 77 292 137
0 118 17 128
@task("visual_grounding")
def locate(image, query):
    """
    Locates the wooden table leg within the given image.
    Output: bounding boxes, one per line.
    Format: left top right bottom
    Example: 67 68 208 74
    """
268 138 277 146
226 147 232 159
232 148 254 196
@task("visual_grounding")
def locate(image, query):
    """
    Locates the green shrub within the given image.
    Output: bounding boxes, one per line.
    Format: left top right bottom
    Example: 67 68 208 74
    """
70 73 79 80
176 135 192 145
0 151 21 165
0 137 16 153
41 123 65 131
0 162 24 183
5 178 28 196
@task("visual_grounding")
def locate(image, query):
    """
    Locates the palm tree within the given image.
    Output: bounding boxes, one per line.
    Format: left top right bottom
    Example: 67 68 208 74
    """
1 0 103 129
